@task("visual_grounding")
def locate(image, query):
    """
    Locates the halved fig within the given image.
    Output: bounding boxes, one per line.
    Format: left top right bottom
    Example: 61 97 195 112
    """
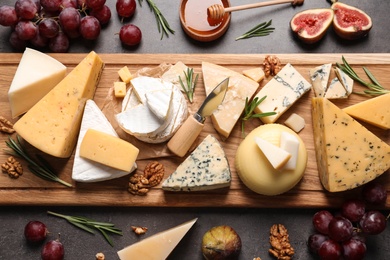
290 8 334 44
332 2 372 40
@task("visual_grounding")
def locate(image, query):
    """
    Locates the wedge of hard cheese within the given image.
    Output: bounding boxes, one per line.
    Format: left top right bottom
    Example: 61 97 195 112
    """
8 48 67 118
202 62 259 139
312 97 390 192
13 51 104 158
117 218 197 260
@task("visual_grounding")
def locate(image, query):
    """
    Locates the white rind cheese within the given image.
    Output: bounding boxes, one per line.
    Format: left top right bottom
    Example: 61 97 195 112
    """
146 87 173 120
72 100 136 182
254 63 312 124
162 135 231 191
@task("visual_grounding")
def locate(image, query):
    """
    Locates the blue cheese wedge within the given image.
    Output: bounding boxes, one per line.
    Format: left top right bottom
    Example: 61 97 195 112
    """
334 67 353 95
72 100 136 182
162 135 231 191
324 77 348 99
309 63 332 97
254 63 312 124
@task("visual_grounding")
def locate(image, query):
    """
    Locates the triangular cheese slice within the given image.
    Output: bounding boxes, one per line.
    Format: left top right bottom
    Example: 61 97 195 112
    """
162 135 231 191
146 86 173 120
311 97 390 192
309 63 332 97
131 76 172 104
72 100 136 182
202 62 259 139
335 67 353 95
343 93 390 130
324 77 348 99
8 48 67 118
117 218 197 260
255 136 291 170
13 51 104 158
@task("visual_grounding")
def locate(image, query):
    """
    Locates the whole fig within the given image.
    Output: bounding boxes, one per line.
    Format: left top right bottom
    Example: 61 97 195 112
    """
201 225 241 260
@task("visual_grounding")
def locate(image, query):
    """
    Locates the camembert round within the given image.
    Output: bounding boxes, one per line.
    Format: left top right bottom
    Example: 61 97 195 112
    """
235 124 307 196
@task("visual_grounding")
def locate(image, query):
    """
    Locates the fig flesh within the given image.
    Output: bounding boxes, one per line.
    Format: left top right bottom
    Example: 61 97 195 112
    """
332 2 372 40
202 225 242 260
290 8 334 44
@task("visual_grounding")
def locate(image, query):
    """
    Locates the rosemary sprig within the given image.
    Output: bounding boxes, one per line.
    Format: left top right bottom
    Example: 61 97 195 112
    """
47 211 122 247
4 136 72 187
179 68 199 103
241 96 276 136
336 56 389 96
235 20 275 41
138 0 175 39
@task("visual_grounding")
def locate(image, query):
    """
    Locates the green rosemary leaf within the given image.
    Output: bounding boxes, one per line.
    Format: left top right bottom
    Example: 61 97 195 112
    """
363 67 383 88
235 20 275 41
241 96 276 136
179 68 198 103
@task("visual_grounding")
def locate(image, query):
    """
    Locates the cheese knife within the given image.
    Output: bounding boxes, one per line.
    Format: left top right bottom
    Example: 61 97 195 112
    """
167 77 229 157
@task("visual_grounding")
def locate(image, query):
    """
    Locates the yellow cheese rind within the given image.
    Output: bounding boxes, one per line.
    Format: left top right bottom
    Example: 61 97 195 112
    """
312 97 390 192
13 51 104 158
343 93 390 130
80 129 139 172
235 124 307 196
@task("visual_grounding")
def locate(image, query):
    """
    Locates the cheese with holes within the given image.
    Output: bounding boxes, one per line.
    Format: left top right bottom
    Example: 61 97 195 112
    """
343 93 390 130
254 63 311 124
235 124 307 195
312 97 390 192
162 135 231 191
13 51 104 158
255 136 291 170
80 129 139 172
72 100 136 182
114 81 126 98
117 218 197 260
309 63 332 97
202 62 259 139
8 48 67 118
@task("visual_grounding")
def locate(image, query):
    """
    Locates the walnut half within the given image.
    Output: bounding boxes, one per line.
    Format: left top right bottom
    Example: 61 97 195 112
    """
263 55 282 76
1 156 23 179
128 161 165 196
269 224 295 260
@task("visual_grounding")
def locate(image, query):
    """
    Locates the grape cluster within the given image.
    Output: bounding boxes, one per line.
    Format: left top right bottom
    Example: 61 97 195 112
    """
308 182 388 260
0 0 112 52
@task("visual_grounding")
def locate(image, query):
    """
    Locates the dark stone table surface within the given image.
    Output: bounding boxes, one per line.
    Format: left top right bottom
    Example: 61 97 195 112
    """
0 0 389 259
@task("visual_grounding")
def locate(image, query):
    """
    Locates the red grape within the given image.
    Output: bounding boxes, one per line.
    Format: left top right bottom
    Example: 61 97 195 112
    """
86 0 106 10
49 32 70 52
15 0 38 20
318 239 342 260
119 24 142 46
41 239 64 260
9 31 27 50
362 182 387 205
39 18 60 38
30 30 49 48
312 210 333 235
32 0 41 11
15 20 37 40
40 0 62 12
0 5 18 27
24 221 48 243
61 0 78 9
77 0 87 8
359 210 387 235
328 216 353 242
116 0 136 19
79 16 100 40
342 239 367 260
90 5 111 25
341 199 365 222
308 233 328 254
59 7 81 32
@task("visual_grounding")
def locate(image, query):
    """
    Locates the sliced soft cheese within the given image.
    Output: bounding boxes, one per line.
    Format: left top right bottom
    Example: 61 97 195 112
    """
122 86 141 111
324 77 348 99
343 93 390 130
202 62 259 139
145 86 173 121
255 136 291 170
162 135 231 191
161 61 189 90
131 76 172 104
254 63 312 124
280 131 300 170
8 48 67 118
312 97 390 192
13 51 104 158
309 63 332 97
72 100 136 182
335 67 353 95
117 218 197 260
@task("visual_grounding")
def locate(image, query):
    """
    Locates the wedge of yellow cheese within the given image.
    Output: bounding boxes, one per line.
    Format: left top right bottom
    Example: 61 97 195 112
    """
343 93 390 130
80 129 139 172
312 97 390 192
202 62 259 139
13 51 104 158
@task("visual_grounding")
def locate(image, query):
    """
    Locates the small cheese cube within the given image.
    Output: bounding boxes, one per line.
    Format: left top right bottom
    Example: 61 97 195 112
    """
255 136 291 170
242 67 265 83
114 82 127 98
80 129 139 172
284 113 305 133
280 131 300 170
118 66 132 83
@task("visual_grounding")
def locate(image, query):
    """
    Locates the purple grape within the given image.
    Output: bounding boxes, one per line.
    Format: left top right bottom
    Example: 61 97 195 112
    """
362 182 387 205
24 221 48 243
15 0 38 20
61 0 78 9
328 216 353 242
308 233 328 254
318 239 342 260
359 210 387 235
49 32 69 52
119 24 142 46
9 31 27 51
312 210 334 235
15 20 37 40
79 16 100 40
86 0 106 10
342 239 367 260
77 0 87 8
32 0 41 11
39 18 60 38
41 239 64 260
0 5 18 27
341 199 365 222
90 5 111 25
30 30 49 48
59 7 81 32
116 0 136 19
40 0 62 12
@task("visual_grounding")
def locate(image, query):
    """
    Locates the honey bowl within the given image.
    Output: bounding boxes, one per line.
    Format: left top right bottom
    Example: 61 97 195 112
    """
179 0 231 42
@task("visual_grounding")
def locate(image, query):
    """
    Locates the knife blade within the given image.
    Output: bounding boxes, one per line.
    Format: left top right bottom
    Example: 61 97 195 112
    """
167 77 229 157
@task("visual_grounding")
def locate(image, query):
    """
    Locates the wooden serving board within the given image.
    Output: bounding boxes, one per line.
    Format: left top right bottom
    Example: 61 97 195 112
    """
1 53 389 208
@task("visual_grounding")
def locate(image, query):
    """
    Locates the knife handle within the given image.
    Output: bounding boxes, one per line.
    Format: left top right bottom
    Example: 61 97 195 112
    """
167 115 204 157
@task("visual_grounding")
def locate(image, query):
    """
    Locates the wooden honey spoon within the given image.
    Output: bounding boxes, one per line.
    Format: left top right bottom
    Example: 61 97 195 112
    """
207 0 304 21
